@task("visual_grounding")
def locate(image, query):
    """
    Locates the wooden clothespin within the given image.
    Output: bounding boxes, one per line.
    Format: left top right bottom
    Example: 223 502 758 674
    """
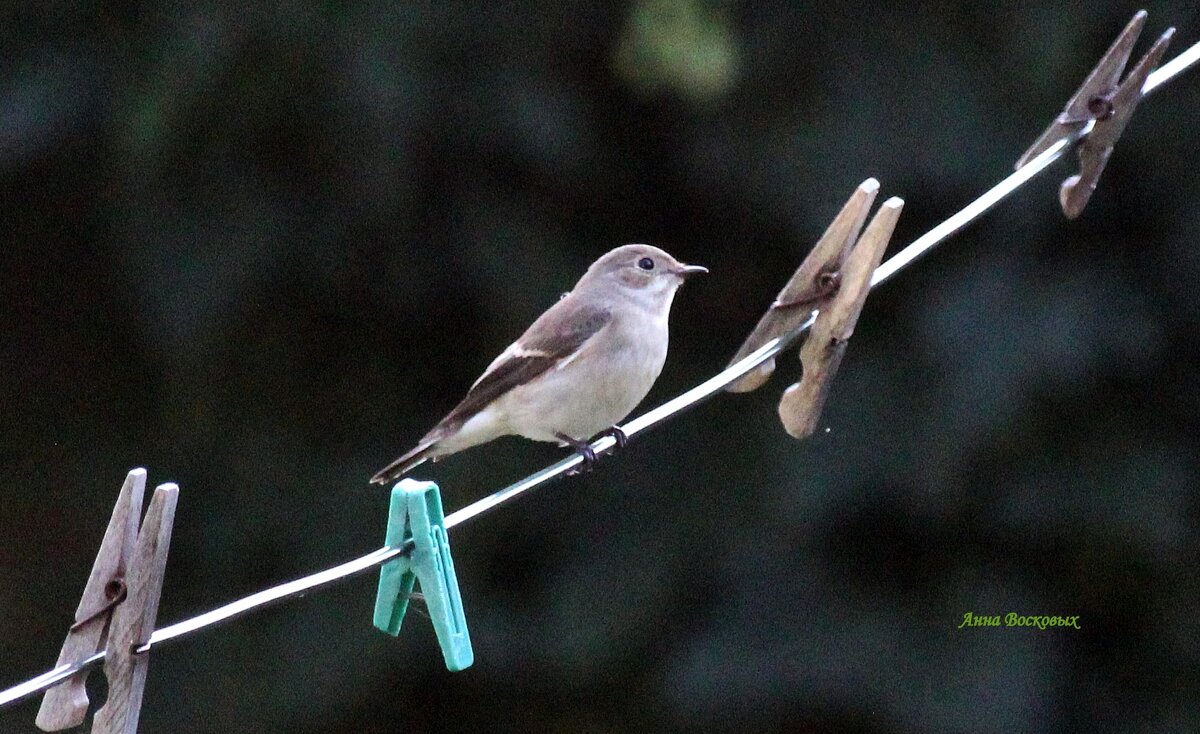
726 178 880 393
725 179 903 438
36 469 178 734
1016 10 1174 218
778 197 902 438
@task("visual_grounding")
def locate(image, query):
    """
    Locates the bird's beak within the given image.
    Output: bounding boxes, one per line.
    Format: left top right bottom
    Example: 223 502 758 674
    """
671 264 709 278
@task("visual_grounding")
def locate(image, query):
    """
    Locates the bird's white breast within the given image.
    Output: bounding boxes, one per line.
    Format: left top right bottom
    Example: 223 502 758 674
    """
496 297 671 443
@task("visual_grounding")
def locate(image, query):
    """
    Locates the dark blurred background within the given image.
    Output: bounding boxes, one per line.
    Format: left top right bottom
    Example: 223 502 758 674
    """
3 1 1199 732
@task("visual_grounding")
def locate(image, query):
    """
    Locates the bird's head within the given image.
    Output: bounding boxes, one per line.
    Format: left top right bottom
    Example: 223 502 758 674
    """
577 244 707 307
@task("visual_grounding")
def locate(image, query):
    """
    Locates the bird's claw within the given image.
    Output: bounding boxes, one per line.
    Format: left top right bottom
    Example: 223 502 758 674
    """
576 443 597 467
557 432 597 476
559 426 630 475
600 425 628 450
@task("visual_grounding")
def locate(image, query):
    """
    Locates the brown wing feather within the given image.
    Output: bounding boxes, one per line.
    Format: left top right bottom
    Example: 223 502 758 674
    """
369 299 611 485
438 301 611 431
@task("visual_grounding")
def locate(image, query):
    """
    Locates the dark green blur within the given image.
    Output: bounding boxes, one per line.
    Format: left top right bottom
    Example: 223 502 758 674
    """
2 1 1198 732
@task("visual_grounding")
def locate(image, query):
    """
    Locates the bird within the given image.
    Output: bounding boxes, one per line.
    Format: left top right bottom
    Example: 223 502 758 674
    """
370 244 707 485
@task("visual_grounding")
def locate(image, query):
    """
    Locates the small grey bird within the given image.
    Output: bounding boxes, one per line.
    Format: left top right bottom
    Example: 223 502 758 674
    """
370 244 707 485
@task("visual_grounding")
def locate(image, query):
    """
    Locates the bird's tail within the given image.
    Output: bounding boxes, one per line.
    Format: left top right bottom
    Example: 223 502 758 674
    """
370 439 437 486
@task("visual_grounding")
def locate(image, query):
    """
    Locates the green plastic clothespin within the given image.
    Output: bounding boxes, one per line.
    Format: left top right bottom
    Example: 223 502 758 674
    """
373 478 474 671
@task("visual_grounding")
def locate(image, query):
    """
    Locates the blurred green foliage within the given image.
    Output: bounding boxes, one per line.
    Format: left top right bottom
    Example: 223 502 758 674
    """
615 0 741 103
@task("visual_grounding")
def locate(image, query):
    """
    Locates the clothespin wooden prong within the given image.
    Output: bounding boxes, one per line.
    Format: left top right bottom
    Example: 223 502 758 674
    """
91 483 178 734
1017 10 1174 218
36 469 146 731
35 470 178 734
779 198 903 438
725 178 879 393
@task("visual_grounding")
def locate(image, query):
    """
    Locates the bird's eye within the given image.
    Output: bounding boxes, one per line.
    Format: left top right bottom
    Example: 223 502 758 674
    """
637 257 655 270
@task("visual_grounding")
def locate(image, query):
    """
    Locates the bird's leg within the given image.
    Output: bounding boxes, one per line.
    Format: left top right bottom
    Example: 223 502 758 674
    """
599 425 628 452
555 432 596 475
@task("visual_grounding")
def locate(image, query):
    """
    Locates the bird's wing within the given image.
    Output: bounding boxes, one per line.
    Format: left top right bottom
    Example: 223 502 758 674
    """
433 299 613 434
370 298 611 485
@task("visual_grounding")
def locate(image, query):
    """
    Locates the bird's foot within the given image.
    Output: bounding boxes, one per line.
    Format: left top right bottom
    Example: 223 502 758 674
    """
556 432 597 475
599 425 628 451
